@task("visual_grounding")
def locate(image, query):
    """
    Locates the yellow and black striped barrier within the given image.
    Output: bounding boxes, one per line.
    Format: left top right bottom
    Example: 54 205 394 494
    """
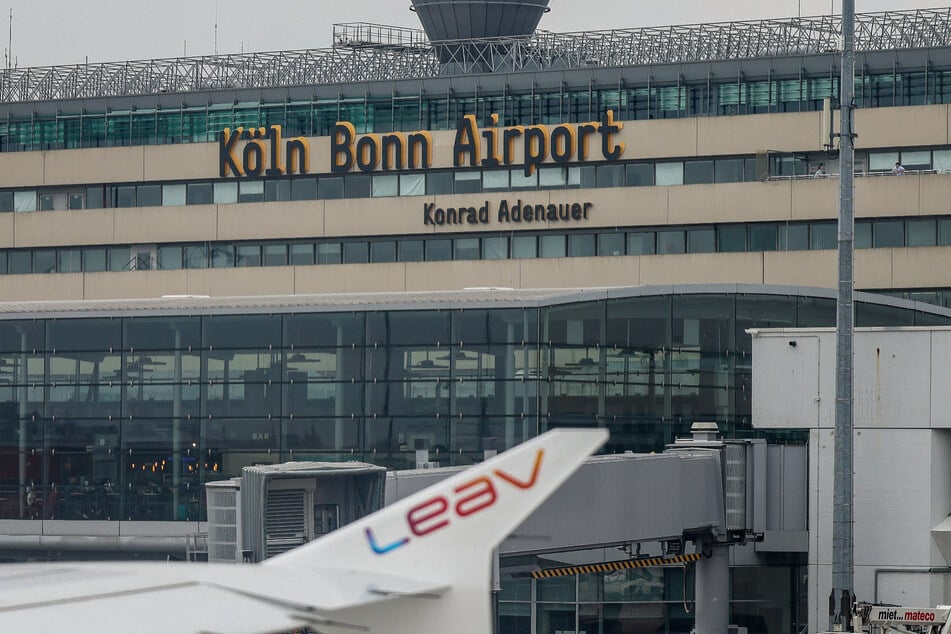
530 553 702 579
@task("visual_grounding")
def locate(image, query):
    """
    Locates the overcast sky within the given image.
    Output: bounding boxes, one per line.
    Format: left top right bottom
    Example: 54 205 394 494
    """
5 0 951 67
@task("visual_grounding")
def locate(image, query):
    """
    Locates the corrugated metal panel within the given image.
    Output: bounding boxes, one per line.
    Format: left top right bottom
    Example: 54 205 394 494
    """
264 489 307 558
206 481 240 563
724 443 747 532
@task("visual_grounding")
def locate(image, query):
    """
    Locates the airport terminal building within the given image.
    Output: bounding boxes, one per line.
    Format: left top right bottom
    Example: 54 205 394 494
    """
2 2 951 632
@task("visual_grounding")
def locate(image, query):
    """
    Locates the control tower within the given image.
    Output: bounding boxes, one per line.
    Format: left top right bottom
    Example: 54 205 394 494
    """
410 0 552 63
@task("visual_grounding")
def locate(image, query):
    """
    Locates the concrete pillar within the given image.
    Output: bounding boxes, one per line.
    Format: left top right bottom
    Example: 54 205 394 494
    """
695 540 730 634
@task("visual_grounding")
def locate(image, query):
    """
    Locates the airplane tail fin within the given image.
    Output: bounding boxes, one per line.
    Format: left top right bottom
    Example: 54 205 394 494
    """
265 428 607 633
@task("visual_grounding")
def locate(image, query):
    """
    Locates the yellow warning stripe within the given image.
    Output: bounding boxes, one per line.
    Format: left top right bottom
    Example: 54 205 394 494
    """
529 553 702 579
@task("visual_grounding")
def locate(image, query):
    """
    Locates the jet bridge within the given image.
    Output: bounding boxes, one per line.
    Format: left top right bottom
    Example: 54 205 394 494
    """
385 423 808 634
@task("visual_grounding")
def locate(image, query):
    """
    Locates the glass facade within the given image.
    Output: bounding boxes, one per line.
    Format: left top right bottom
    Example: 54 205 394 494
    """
1 67 950 152
0 291 947 523
498 564 805 634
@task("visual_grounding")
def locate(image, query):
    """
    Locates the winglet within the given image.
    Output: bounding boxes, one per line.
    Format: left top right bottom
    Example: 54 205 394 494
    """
265 428 608 633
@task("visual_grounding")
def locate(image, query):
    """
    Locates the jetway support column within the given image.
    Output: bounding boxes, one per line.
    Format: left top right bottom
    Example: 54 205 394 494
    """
695 537 730 634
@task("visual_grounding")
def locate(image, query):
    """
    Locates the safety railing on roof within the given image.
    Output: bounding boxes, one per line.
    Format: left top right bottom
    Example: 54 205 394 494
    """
2 8 951 103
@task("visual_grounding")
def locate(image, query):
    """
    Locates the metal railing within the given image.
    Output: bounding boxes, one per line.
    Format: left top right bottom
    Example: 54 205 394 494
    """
2 8 951 104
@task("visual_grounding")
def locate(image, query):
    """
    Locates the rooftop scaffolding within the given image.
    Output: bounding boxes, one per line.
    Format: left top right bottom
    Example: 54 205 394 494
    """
2 8 951 104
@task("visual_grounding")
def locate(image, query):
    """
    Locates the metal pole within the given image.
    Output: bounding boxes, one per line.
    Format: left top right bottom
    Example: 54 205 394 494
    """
831 0 856 628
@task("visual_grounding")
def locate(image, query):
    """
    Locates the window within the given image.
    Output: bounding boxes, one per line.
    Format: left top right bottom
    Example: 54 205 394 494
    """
454 172 481 194
317 243 342 264
186 183 213 205
508 166 539 190
370 241 396 263
568 233 596 257
8 252 30 274
906 220 936 247
399 240 424 262
157 246 182 270
873 220 904 248
317 178 342 200
84 248 107 272
0 192 12 212
780 225 809 250
426 172 453 195
14 191 36 212
57 249 81 273
291 178 318 201
512 235 537 259
627 232 655 255
715 159 745 183
163 184 186 206
482 236 508 260
539 167 567 188
265 180 291 202
183 245 208 269
210 244 235 268
749 224 778 252
85 187 104 209
263 244 288 266
108 247 132 271
454 238 480 260
717 226 747 252
687 229 715 253
116 186 136 208
426 239 452 261
289 243 315 265
236 245 261 267
656 230 685 254
371 174 399 197
213 182 238 205
809 223 837 250
539 235 566 258
598 233 624 256
869 151 899 172
342 242 369 264
625 164 654 187
399 173 425 196
655 163 684 186
596 164 625 188
33 250 56 273
901 150 931 170
38 194 55 211
137 185 162 207
684 160 715 185
856 222 872 249
483 170 509 191
345 175 371 198
238 181 265 203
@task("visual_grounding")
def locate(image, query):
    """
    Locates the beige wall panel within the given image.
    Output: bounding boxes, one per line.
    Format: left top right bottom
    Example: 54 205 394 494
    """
623 119 698 160
185 267 296 297
217 201 325 241
512 257 640 288
855 249 894 289
669 182 791 225
144 144 219 182
856 105 949 149
791 178 839 220
324 196 429 238
0 214 14 248
404 260 521 291
698 112 821 156
0 151 44 188
15 209 114 247
890 247 951 289
639 252 764 285
763 251 837 287
114 205 218 244
855 175 920 218
43 147 145 186
294 263 408 294
308 137 332 174
582 187 668 227
82 271 190 300
516 256 639 288
0 274 84 301
917 174 951 216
